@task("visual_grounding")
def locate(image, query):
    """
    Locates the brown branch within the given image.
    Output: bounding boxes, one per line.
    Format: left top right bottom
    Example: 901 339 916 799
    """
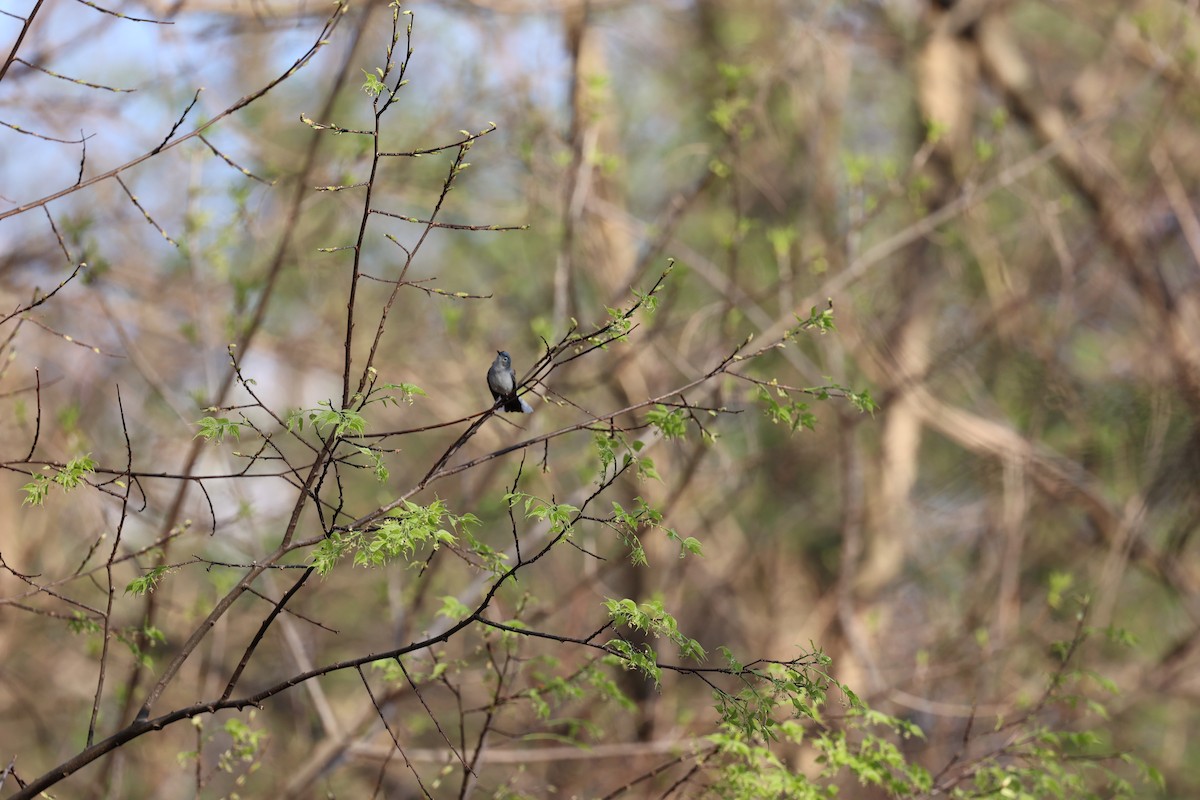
368 208 526 231
22 369 40 462
0 262 85 326
199 132 276 184
0 118 91 144
12 56 135 92
220 567 315 701
115 175 178 246
152 87 202 154
0 4 344 222
378 123 498 157
73 0 171 23
0 0 45 85
106 2 362 744
397 659 473 778
356 666 435 799
86 387 134 748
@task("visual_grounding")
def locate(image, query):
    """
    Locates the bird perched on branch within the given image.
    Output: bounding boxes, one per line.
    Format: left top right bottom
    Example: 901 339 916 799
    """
487 351 533 413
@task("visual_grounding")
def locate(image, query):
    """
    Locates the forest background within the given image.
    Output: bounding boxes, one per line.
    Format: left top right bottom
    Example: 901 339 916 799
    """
1 0 1197 797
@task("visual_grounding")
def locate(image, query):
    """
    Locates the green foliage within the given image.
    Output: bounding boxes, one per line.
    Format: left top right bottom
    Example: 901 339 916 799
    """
696 611 1160 800
176 713 267 785
610 505 647 566
125 565 173 596
646 404 687 439
117 625 164 668
507 656 641 726
56 402 81 433
705 661 842 796
631 283 663 315
374 381 426 406
843 152 873 187
217 716 267 773
287 400 366 439
610 498 701 563
604 597 706 662
1047 570 1074 609
709 725 831 799
710 86 753 139
21 474 49 506
795 302 836 335
437 594 471 620
755 379 876 433
955 734 1160 800
630 441 660 482
354 445 389 482
604 640 662 686
707 704 933 798
493 617 529 650
593 431 617 479
372 655 450 685
53 454 96 489
460 526 510 576
748 303 876 430
705 664 927 797
582 661 637 712
756 384 817 432
691 648 963 797
67 611 101 635
815 726 932 795
358 370 427 410
592 305 634 344
310 499 474 576
21 455 98 505
593 432 660 483
578 263 673 350
194 416 242 444
3 8 1177 797
360 68 385 97
848 387 878 415
714 657 834 743
507 492 578 539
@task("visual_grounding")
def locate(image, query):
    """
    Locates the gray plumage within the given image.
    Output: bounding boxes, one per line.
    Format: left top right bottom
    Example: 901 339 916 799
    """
487 351 533 413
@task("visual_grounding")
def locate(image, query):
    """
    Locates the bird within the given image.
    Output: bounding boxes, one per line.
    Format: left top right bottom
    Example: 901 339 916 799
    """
487 351 533 413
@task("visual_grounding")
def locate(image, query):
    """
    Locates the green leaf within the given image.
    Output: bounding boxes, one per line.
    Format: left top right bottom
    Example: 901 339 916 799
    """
311 530 361 577
126 565 172 596
437 595 471 620
53 454 97 490
361 69 385 96
194 416 242 444
21 475 50 506
67 611 101 635
1047 570 1074 610
646 404 687 439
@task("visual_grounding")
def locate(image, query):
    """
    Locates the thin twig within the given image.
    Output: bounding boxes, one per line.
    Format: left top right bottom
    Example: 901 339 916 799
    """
356 666 434 799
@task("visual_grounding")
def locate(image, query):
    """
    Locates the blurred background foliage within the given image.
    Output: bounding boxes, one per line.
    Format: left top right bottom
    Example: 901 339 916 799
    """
2 0 1199 797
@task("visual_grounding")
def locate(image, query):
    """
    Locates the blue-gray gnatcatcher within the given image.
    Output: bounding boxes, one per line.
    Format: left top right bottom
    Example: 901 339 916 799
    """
487 351 533 413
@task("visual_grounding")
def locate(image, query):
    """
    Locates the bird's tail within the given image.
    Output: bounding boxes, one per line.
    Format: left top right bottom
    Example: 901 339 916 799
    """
502 395 533 413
